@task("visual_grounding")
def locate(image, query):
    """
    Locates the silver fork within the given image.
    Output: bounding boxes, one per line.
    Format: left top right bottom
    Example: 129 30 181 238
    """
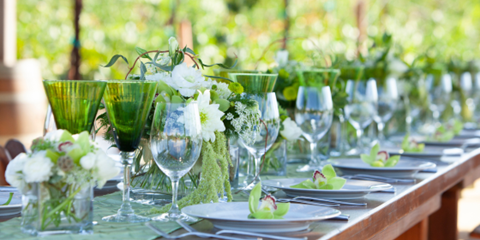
293 196 366 206
145 222 244 240
176 220 306 240
343 174 415 183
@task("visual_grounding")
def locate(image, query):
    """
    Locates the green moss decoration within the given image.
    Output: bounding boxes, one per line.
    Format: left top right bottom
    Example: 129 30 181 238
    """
149 131 233 214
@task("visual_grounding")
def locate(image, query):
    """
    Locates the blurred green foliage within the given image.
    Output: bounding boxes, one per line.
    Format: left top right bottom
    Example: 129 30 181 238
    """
16 0 480 80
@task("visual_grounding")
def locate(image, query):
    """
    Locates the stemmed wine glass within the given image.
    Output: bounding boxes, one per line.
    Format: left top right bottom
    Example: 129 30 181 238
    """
43 80 107 138
238 92 280 190
426 73 451 127
102 80 157 223
295 86 334 172
150 102 203 222
373 78 398 145
344 79 377 154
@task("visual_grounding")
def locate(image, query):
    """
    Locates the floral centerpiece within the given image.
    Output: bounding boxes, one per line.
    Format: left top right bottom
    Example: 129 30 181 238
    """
5 130 119 235
99 37 262 212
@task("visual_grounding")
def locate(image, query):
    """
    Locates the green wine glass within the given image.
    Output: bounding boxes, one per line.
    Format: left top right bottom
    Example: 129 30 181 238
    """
101 80 158 223
43 80 107 135
213 69 261 83
228 73 277 94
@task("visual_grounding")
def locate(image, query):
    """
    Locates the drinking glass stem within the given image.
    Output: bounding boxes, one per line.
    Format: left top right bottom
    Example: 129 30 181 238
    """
356 129 364 153
168 179 181 217
377 121 385 142
119 151 135 216
253 156 262 184
309 142 318 165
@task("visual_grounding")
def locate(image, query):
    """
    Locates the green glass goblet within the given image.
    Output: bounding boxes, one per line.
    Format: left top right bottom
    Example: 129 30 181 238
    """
213 69 261 83
101 80 158 223
43 80 107 135
228 73 278 94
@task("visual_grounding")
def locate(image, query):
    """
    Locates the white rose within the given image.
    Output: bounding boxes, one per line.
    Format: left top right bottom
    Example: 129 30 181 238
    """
5 153 29 188
93 151 120 188
280 117 303 141
23 151 54 183
166 63 206 97
80 152 96 170
44 129 66 142
145 72 170 82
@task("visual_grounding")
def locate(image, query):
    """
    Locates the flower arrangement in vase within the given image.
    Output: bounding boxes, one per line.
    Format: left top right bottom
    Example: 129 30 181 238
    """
5 130 120 236
98 37 262 212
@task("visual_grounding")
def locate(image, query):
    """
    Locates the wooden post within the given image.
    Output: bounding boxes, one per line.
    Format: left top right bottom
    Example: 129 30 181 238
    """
282 0 289 50
355 0 367 56
0 0 16 67
0 0 46 147
178 20 193 65
428 183 462 240
68 0 82 80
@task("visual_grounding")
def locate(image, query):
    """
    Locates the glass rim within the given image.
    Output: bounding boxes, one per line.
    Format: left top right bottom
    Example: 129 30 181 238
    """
155 101 198 106
213 69 261 72
103 80 158 83
43 79 107 83
297 68 340 74
227 73 278 77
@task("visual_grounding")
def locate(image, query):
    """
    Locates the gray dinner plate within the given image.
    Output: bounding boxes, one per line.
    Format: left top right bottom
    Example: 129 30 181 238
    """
263 178 392 199
0 190 22 217
182 202 340 233
330 159 436 178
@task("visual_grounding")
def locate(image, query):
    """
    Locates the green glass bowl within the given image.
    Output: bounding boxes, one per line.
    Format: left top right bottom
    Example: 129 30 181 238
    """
43 80 107 135
213 69 262 83
228 73 278 94
296 69 341 88
103 80 158 152
339 66 364 82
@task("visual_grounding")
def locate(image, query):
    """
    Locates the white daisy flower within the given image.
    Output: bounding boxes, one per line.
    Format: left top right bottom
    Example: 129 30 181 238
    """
196 90 225 142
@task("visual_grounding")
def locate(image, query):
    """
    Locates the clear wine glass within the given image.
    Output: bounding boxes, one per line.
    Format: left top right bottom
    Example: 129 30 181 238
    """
344 79 377 154
295 86 334 172
238 92 280 190
373 78 398 145
150 102 203 222
426 73 451 127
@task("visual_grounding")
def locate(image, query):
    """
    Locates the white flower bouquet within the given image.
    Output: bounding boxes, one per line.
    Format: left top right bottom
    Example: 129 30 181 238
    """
6 129 119 235
98 37 262 212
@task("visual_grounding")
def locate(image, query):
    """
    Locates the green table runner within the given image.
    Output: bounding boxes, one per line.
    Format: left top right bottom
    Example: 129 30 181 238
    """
0 164 311 239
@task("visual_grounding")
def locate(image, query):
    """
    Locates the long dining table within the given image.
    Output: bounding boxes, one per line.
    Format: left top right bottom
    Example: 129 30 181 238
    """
1 144 480 240
165 146 480 240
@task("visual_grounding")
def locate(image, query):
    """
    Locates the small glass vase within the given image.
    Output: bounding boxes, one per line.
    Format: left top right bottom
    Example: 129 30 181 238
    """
260 139 287 176
21 183 93 236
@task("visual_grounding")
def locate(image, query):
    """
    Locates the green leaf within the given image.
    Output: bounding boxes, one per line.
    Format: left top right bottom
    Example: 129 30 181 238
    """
203 74 233 82
326 177 346 190
290 179 316 189
273 203 290 217
76 131 90 152
370 143 380 159
184 47 196 56
45 149 60 163
198 58 238 70
249 183 262 213
248 210 274 219
214 99 230 112
59 130 75 142
360 154 374 164
140 61 147 80
322 164 336 179
385 155 400 167
67 148 84 164
1 192 13 205
135 47 152 60
102 54 129 67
